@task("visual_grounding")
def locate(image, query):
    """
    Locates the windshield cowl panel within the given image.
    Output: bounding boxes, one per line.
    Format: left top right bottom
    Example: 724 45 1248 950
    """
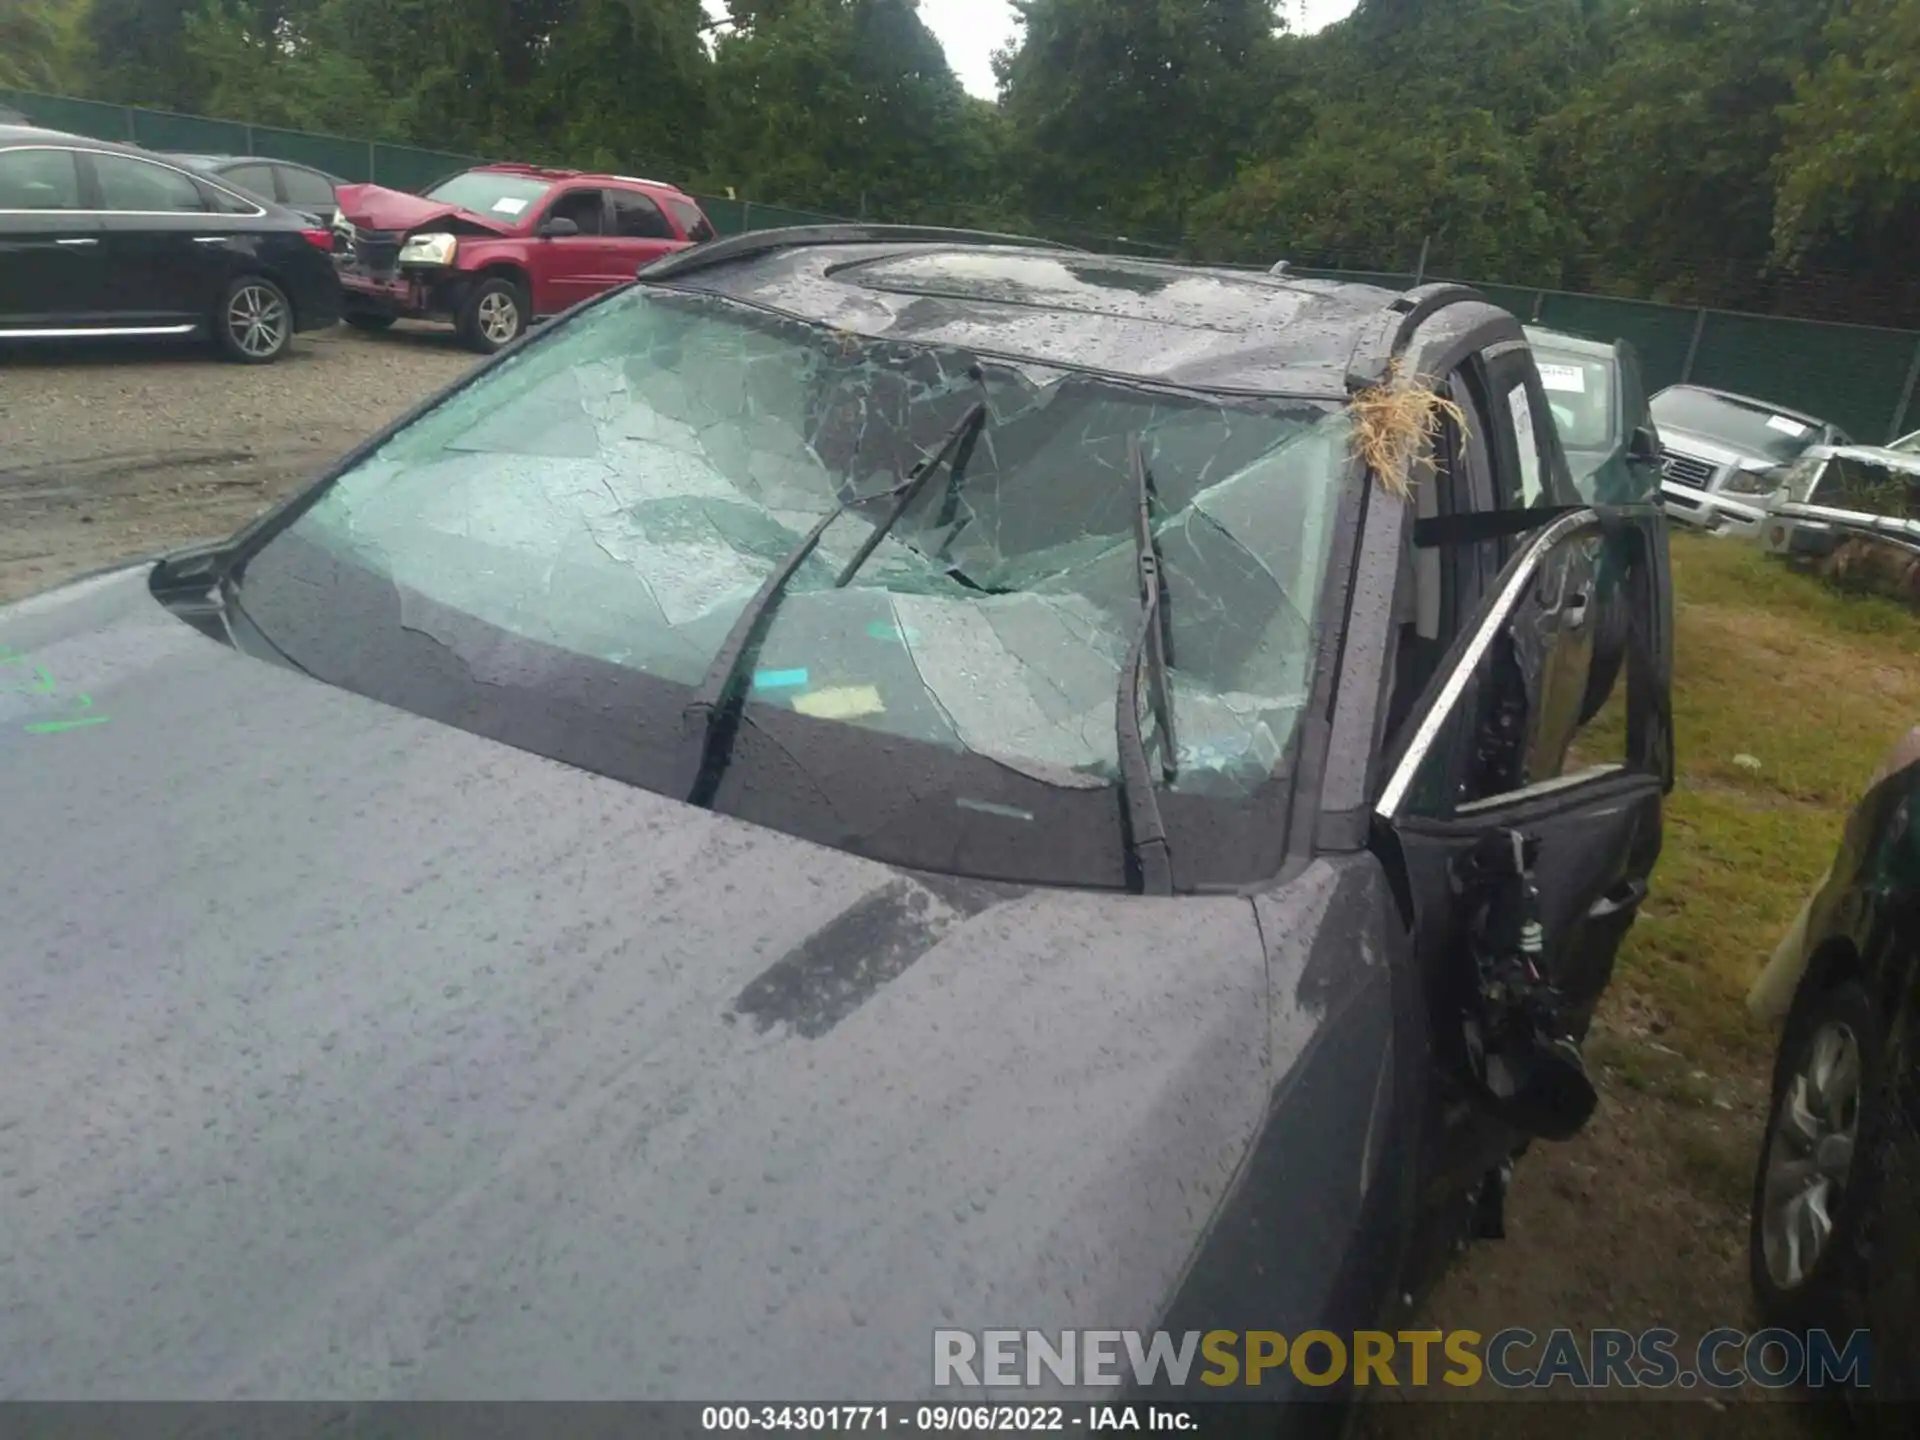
235 287 1352 890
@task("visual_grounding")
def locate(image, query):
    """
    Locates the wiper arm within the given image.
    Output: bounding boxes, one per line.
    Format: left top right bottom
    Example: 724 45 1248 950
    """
678 400 990 805
833 401 986 588
1116 433 1177 895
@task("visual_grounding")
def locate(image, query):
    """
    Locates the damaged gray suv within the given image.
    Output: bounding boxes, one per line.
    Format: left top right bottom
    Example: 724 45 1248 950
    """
1 227 1673 1420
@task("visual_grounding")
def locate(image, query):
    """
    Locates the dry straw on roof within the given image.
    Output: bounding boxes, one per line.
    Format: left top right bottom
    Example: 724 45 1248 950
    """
1349 358 1467 500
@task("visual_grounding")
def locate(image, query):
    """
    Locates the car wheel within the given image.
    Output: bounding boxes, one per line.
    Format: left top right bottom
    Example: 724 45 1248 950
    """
1749 978 1883 1328
215 276 293 364
343 310 396 332
457 277 527 354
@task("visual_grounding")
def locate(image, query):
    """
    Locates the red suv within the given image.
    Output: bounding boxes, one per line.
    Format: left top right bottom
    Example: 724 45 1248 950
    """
330 163 716 352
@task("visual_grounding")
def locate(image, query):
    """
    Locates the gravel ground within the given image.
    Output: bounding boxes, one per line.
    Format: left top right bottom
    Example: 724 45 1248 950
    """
0 323 479 603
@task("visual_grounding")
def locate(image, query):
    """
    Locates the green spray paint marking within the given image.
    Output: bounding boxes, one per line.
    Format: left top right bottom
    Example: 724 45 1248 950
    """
24 716 111 734
1 645 111 735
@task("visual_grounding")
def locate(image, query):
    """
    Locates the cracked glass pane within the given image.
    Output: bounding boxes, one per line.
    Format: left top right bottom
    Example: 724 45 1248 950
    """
278 287 1347 794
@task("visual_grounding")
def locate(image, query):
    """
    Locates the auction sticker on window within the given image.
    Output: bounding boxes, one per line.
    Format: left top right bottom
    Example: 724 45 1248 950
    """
1537 363 1587 394
492 197 528 216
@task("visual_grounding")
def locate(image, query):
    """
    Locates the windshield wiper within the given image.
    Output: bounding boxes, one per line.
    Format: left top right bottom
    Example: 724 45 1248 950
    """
1116 433 1177 895
677 400 990 805
834 401 986 588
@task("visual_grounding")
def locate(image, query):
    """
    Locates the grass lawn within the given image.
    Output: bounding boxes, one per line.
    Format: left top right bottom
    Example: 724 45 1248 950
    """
1616 530 1919 1066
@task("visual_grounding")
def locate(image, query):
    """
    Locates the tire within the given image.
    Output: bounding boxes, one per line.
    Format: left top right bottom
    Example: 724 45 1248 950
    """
456 276 527 354
1576 563 1632 726
1749 977 1884 1331
343 310 396 332
213 275 294 364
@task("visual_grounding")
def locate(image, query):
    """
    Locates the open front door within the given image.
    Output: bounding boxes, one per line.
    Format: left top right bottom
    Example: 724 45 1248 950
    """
1374 509 1666 1153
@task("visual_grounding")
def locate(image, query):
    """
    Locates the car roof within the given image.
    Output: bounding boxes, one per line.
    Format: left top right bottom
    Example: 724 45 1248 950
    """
656 240 1418 397
0 123 90 146
466 161 698 203
1 125 226 166
1652 382 1831 429
1522 325 1616 359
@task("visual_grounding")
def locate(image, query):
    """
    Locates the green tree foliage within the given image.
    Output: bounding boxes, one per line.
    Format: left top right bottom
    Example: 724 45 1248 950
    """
1189 107 1574 282
1773 0 1920 264
0 0 94 93
995 0 1284 241
707 0 998 224
1536 0 1831 302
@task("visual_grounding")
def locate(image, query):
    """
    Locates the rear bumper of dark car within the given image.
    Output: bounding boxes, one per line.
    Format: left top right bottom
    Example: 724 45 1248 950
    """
292 265 343 332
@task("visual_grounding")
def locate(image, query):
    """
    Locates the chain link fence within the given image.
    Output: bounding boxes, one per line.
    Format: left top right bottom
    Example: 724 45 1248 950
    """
7 85 1920 442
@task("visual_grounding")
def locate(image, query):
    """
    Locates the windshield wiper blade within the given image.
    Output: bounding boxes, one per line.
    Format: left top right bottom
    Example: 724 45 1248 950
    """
678 400 990 805
834 400 986 588
1116 433 1176 895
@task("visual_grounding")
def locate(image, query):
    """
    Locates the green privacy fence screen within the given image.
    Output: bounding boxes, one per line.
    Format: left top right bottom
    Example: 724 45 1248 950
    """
8 84 1920 442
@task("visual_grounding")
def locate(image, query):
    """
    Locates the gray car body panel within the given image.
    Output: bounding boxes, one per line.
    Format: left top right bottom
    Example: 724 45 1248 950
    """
0 565 1400 1403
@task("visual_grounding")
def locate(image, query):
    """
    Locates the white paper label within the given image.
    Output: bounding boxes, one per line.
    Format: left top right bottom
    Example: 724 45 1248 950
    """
1766 414 1809 438
492 197 528 216
1538 363 1587 394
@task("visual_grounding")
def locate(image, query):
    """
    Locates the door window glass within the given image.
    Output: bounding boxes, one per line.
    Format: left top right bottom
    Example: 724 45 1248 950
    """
92 155 208 213
1400 528 1642 820
279 165 337 209
546 188 606 235
666 197 715 242
0 147 82 209
611 190 675 239
222 163 277 200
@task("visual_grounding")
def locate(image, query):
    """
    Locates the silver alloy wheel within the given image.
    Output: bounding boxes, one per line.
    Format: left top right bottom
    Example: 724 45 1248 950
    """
1761 1018 1862 1289
227 284 288 358
477 289 520 346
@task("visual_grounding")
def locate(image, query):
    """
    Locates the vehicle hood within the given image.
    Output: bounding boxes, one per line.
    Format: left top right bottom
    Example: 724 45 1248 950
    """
1652 426 1767 469
334 182 512 236
0 566 1317 1402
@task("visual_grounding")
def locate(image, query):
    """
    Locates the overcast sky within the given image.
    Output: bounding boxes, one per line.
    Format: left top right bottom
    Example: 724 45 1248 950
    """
704 2 1362 101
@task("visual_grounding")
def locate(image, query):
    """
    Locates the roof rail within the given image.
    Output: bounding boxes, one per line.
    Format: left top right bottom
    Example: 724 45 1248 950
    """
1344 282 1487 393
638 223 1084 282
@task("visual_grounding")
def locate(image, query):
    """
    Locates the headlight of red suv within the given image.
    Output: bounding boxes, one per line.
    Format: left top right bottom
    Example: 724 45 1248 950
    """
398 232 458 267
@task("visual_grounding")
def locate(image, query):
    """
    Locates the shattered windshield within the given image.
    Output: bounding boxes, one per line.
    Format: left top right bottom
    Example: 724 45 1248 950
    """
237 286 1350 888
423 171 553 219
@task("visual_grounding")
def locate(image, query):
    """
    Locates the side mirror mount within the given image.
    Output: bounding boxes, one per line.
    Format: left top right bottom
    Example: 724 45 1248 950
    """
1627 424 1660 466
538 216 579 239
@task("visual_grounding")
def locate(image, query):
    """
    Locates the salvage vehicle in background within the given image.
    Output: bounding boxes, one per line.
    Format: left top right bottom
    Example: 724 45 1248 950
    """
168 153 343 228
0 124 341 362
1 230 1672 1420
1755 444 1920 563
1650 383 1849 536
1746 725 1920 1429
330 161 714 352
1523 325 1663 504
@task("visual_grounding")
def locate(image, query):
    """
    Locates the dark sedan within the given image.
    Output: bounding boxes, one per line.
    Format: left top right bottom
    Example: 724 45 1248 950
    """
0 124 341 362
0 229 1672 1418
1747 726 1920 1427
167 151 345 229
